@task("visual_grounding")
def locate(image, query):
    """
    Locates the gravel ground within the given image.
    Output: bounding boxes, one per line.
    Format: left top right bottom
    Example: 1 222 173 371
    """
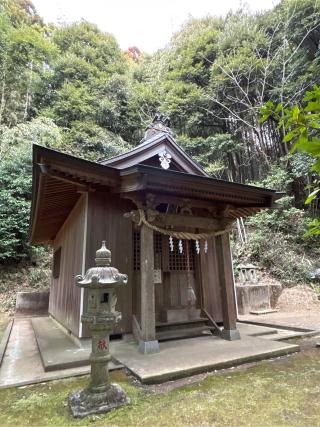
276 285 320 312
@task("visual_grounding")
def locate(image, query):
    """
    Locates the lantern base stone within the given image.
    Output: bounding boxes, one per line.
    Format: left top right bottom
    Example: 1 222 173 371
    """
69 383 129 418
138 339 160 354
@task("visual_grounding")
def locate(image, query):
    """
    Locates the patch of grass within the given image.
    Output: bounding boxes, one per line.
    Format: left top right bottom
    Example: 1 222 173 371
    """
0 351 320 426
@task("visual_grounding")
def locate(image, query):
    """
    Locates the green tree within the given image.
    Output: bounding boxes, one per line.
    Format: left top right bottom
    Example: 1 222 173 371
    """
0 118 62 262
0 1 54 126
260 85 320 235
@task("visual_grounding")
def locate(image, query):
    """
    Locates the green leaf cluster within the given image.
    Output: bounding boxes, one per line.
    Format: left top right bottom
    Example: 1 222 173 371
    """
0 118 62 262
1 0 320 272
260 84 320 235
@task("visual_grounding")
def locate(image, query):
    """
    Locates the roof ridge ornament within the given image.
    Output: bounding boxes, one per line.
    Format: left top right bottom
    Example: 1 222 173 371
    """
143 113 172 141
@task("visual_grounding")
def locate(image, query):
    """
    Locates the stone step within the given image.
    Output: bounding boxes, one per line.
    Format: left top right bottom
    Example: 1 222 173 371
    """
161 307 201 323
237 322 278 337
250 309 278 315
156 317 210 331
156 325 214 341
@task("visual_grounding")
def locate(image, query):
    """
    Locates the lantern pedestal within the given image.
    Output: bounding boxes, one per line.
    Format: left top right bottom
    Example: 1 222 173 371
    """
69 320 130 418
69 383 129 418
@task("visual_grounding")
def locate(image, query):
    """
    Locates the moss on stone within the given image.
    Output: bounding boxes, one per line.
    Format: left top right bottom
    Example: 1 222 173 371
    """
0 350 320 426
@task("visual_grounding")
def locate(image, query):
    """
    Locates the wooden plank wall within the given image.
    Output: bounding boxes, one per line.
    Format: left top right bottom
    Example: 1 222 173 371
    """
200 237 223 322
50 195 86 336
84 192 134 335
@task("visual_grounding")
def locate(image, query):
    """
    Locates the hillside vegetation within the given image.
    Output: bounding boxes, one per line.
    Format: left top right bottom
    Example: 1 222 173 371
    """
0 0 319 307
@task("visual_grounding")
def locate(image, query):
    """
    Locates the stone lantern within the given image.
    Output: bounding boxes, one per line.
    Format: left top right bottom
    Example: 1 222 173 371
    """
237 263 260 285
69 241 129 418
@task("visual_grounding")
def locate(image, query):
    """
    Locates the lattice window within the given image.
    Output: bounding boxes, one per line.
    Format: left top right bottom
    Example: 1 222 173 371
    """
154 233 162 270
169 239 195 271
133 231 140 271
133 231 163 271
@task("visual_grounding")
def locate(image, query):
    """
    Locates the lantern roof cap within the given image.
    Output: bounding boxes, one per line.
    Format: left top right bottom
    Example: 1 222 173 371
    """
95 241 111 266
75 241 128 288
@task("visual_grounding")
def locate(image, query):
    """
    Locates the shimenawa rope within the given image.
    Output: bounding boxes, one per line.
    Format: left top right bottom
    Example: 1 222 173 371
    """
137 209 230 240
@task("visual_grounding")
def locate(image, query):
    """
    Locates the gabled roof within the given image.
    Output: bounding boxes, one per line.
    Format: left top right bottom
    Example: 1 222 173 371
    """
30 144 280 244
99 131 208 176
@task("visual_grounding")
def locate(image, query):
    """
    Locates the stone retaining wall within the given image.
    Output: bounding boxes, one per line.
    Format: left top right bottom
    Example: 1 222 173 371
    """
15 290 49 313
236 284 282 315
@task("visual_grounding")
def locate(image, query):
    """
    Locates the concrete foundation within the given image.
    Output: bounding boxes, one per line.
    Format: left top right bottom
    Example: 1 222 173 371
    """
15 290 49 313
138 340 160 354
236 284 282 315
1 316 307 387
221 328 241 341
115 335 299 384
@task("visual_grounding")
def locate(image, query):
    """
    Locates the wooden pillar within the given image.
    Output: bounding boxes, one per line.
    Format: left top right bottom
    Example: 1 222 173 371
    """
139 223 159 353
216 232 240 340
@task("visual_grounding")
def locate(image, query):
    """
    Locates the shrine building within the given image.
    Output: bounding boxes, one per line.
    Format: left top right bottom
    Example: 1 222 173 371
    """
30 115 279 353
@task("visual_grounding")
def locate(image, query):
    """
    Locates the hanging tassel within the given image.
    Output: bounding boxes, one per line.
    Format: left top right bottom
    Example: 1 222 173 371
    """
178 239 183 254
204 240 208 254
195 240 200 254
169 236 174 252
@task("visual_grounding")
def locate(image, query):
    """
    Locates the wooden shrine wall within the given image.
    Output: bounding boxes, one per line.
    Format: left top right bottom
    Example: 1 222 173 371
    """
200 237 224 323
84 192 134 336
50 195 86 337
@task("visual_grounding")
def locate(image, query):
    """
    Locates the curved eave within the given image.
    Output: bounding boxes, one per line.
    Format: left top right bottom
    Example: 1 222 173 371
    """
119 165 279 216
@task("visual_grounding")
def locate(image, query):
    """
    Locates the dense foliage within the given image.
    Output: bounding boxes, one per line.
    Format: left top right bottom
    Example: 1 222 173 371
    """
261 84 320 235
0 0 319 288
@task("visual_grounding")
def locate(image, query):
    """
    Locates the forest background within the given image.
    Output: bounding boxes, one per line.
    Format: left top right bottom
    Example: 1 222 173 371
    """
0 0 319 311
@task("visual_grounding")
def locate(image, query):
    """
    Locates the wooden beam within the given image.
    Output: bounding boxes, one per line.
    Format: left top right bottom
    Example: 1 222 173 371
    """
38 164 89 190
147 210 231 230
216 233 240 340
124 209 232 230
139 223 159 354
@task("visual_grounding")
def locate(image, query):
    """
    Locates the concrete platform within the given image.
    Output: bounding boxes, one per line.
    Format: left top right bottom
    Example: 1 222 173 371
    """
0 320 13 366
237 323 278 337
0 318 92 388
236 322 308 341
1 316 303 387
238 311 320 332
31 318 302 382
32 317 90 371
114 335 299 384
0 317 122 388
32 317 122 372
